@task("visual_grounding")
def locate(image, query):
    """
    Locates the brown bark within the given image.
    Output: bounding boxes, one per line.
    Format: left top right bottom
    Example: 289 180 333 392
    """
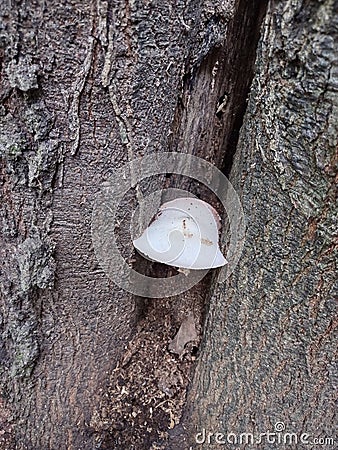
0 0 336 449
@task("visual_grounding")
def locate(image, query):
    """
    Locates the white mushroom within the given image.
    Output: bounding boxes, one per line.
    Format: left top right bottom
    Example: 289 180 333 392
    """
133 197 227 270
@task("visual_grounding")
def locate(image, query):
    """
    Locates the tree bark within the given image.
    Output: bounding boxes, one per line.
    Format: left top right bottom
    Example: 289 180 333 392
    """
175 0 338 448
0 0 336 449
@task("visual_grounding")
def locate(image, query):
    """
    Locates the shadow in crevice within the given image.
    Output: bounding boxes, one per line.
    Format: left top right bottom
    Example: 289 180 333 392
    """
169 0 268 177
166 0 269 448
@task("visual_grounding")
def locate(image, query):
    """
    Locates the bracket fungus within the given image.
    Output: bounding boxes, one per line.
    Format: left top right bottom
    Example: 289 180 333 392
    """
133 197 227 270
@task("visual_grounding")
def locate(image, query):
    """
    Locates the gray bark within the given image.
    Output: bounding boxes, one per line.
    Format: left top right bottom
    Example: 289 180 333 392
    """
177 0 338 449
0 0 336 449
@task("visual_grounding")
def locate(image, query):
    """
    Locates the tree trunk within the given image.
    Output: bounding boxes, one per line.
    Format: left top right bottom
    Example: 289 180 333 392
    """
0 1 336 450
174 1 338 448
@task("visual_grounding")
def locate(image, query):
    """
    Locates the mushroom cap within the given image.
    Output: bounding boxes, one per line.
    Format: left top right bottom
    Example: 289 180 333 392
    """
133 197 227 270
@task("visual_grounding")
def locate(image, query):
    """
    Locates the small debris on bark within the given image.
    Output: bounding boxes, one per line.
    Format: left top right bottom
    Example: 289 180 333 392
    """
89 278 209 450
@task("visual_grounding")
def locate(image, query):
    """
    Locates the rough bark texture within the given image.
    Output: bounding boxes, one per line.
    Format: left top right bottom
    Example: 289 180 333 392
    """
177 0 338 448
0 2 137 449
0 0 336 449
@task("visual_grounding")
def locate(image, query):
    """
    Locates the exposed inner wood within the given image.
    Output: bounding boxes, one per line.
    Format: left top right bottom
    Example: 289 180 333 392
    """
91 1 268 448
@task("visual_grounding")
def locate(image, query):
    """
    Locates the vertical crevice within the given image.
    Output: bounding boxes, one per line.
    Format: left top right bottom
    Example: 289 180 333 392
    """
218 0 269 176
96 0 269 448
170 0 268 177
167 0 269 447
